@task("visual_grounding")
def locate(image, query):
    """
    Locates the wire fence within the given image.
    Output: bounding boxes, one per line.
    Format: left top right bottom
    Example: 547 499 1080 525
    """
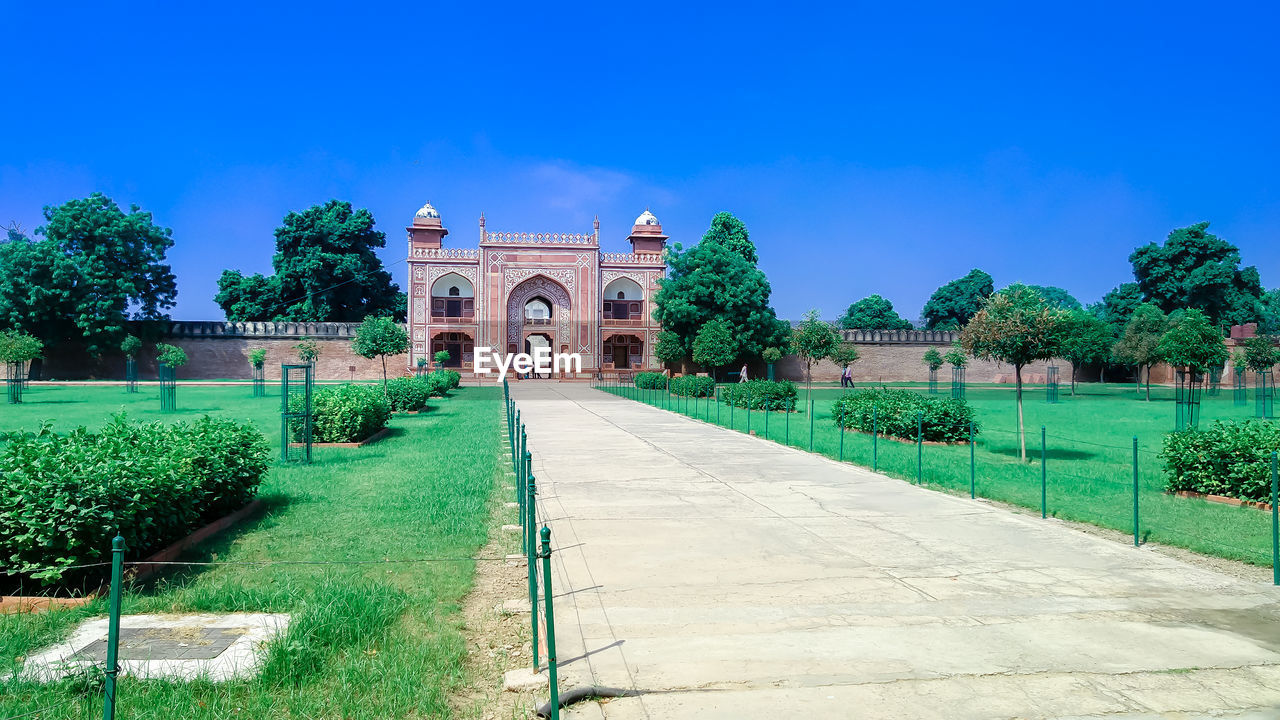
593 375 1280 581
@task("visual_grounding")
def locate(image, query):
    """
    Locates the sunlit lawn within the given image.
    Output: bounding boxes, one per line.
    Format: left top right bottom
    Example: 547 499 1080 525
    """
604 379 1276 567
1 383 504 719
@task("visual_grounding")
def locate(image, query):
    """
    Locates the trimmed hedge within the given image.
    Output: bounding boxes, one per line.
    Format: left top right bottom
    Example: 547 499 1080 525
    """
1162 420 1280 502
831 389 977 443
428 369 461 395
670 375 716 398
0 415 269 583
634 372 667 389
295 384 392 443
719 380 797 411
385 376 430 412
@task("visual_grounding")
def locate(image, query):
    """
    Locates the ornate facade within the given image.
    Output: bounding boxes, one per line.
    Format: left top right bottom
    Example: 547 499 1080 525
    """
405 203 667 378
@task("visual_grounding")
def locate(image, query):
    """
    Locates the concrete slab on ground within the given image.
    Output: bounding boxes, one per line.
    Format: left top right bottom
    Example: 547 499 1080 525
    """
511 383 1280 719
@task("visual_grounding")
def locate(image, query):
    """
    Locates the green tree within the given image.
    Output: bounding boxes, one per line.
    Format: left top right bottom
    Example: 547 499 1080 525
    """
120 334 142 358
789 309 840 408
0 193 176 355
248 348 267 368
923 269 994 330
1158 309 1228 381
692 318 739 379
960 284 1068 460
1059 311 1114 395
352 316 411 394
1242 336 1280 373
652 213 787 364
433 349 451 366
215 200 403 322
1112 303 1167 400
831 342 860 371
1259 289 1280 334
1024 285 1082 311
1089 282 1144 337
0 330 43 364
838 294 913 330
922 347 944 372
943 345 968 368
295 339 320 365
654 330 685 369
155 343 188 368
762 347 783 365
1130 222 1263 325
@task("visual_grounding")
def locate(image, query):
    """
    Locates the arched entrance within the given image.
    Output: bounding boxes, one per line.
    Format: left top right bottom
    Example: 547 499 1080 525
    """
604 334 643 369
524 333 553 379
506 275 572 359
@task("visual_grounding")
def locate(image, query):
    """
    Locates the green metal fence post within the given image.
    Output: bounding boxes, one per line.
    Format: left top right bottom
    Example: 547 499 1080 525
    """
527 474 539 672
1132 436 1140 547
746 391 752 434
764 403 770 440
872 406 878 472
785 406 790 444
102 535 125 720
1272 451 1278 586
1041 425 1047 519
916 412 923 484
839 421 844 461
716 386 721 425
809 399 815 451
540 526 560 720
964 420 974 498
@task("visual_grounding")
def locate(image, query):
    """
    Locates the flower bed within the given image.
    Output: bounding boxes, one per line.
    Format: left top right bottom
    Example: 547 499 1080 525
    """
0 415 269 586
831 389 977 443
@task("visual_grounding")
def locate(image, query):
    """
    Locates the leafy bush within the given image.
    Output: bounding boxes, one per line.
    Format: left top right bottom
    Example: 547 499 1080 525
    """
295 339 319 364
634 371 667 389
1162 420 1280 502
155 342 188 367
384 376 430 412
294 384 391 443
0 414 269 583
720 379 797 410
831 389 978 443
428 369 461 393
670 375 716 397
0 330 43 364
120 334 142 358
248 348 267 368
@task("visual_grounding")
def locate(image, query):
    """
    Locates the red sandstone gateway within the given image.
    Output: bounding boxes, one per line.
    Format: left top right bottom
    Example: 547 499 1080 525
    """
406 203 666 379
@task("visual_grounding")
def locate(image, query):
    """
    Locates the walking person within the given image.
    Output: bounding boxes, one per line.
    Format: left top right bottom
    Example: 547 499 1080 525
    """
841 364 853 388
739 363 749 383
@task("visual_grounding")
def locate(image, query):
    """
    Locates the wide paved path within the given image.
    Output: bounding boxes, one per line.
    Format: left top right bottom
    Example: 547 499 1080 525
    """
514 383 1280 719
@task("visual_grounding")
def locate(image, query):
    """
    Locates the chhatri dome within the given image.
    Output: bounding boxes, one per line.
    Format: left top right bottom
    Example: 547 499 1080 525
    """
634 209 660 226
414 201 441 220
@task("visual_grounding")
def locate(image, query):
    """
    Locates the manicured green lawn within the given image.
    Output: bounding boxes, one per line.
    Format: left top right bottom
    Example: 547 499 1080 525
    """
1 384 504 719
603 380 1276 567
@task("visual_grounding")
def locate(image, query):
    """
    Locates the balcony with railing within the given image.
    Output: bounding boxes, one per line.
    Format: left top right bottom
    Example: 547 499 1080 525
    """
602 300 647 326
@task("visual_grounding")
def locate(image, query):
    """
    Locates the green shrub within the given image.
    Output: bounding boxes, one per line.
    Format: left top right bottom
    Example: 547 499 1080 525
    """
427 369 460 393
670 375 716 397
634 371 667 389
1162 420 1280 502
720 380 797 411
295 384 391 443
0 414 269 583
831 389 977 443
384 376 430 412
155 342 188 368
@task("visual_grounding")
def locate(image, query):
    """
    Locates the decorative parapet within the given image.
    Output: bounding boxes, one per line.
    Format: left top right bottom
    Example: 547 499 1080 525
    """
840 329 957 344
160 321 405 339
481 230 598 246
412 247 480 260
600 252 664 265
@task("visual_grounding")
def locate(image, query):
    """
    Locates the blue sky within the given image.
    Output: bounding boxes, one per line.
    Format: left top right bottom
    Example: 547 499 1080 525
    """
2 2 1276 322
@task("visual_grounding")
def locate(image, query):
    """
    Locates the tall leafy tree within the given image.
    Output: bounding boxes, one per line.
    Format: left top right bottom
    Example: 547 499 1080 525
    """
0 193 177 355
960 284 1068 460
692 318 739 379
1112 303 1167 400
1023 285 1081 311
1158 309 1228 377
1130 222 1263 325
652 213 787 365
1259 289 1280 334
839 294 913 330
216 200 403 322
789 309 840 408
923 269 994 330
1090 282 1144 336
1242 335 1280 373
1059 311 1114 395
352 315 410 393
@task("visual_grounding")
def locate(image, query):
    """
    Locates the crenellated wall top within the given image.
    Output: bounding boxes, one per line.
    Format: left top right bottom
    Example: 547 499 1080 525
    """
839 329 958 344
160 321 405 339
480 229 598 247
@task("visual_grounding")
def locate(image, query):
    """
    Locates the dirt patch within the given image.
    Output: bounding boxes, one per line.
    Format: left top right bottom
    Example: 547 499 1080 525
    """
452 481 543 720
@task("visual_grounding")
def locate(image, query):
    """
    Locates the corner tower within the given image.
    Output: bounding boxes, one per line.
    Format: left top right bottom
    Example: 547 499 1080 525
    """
627 209 668 255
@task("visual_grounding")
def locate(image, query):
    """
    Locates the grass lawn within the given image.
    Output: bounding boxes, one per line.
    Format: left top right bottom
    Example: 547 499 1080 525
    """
1 383 504 719
601 379 1277 567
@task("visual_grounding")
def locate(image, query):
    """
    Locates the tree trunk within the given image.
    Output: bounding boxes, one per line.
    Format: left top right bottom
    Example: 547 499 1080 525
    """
381 355 388 395
806 360 813 413
1145 365 1151 401
1071 364 1077 396
1016 364 1026 462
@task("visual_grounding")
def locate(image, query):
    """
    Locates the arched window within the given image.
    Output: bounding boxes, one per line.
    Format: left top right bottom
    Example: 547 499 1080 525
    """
448 286 460 297
525 297 552 324
617 291 625 300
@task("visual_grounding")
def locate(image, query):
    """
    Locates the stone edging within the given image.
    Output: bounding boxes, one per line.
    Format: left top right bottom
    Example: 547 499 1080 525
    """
1170 490 1273 511
292 427 393 449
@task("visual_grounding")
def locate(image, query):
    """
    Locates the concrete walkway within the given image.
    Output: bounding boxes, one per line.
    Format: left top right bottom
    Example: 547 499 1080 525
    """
514 383 1280 719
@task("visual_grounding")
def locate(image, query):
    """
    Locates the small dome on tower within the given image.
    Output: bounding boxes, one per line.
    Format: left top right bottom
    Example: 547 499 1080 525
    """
414 201 441 220
634 209 660 226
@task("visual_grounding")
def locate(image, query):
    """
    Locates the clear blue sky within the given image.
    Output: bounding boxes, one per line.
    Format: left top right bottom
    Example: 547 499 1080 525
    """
2 2 1277 322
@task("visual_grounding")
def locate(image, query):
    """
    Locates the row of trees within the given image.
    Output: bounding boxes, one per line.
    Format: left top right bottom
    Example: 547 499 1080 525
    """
838 222 1279 336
